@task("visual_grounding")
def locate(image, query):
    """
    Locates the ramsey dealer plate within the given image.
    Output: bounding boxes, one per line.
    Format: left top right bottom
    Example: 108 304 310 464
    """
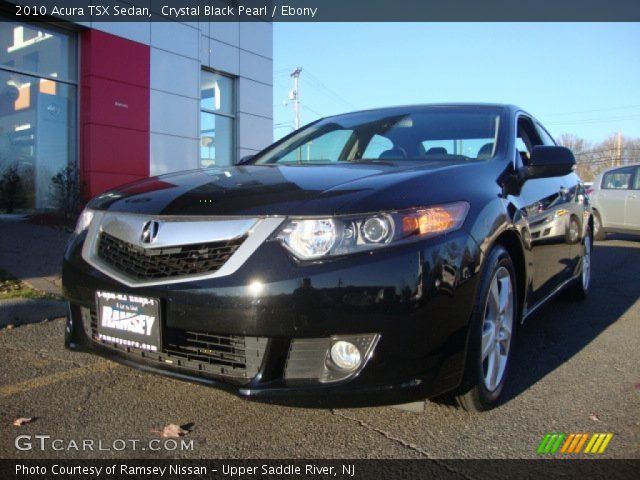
96 291 160 352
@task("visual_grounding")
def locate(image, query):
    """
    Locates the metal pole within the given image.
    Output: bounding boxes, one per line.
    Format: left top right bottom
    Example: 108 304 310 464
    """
291 67 302 130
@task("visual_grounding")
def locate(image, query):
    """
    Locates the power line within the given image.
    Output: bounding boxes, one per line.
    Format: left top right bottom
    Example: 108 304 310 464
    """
301 104 324 117
547 114 640 126
300 69 356 110
542 105 640 117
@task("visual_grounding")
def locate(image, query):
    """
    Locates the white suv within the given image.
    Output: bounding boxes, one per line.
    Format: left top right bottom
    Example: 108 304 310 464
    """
589 163 640 240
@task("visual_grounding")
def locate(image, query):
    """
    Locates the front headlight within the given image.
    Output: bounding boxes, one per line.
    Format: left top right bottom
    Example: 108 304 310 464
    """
277 201 469 260
74 208 95 234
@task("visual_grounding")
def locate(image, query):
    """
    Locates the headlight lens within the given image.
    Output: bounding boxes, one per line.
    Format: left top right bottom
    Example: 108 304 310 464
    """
74 209 94 234
361 216 391 243
279 219 336 259
277 201 469 260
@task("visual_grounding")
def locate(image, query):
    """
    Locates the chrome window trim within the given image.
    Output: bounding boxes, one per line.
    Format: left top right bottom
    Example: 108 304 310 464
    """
81 212 284 288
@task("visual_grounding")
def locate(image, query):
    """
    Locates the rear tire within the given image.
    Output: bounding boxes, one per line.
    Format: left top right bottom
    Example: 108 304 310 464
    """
453 245 517 412
593 210 606 241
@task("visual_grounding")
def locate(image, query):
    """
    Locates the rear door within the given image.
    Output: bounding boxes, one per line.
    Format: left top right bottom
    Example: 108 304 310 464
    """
625 166 640 230
598 167 634 229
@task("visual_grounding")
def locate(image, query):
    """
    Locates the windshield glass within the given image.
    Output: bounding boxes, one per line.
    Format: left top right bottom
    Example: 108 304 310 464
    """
252 107 505 165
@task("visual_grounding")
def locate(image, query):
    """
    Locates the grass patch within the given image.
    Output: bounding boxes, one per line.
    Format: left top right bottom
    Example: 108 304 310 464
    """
0 268 57 300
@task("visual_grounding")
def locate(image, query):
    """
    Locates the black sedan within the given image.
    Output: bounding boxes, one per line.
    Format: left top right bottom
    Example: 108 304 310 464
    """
62 104 592 411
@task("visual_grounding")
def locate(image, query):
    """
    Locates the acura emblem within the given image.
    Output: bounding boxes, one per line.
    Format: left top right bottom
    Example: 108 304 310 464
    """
140 220 160 244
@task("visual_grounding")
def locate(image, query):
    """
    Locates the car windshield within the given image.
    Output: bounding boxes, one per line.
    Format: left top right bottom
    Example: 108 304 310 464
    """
251 107 505 165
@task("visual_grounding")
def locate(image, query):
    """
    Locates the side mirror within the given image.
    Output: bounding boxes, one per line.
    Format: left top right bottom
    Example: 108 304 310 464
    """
237 155 255 165
519 146 575 181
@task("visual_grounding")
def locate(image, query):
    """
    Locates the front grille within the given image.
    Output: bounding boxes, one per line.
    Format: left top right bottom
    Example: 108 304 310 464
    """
97 232 244 281
84 308 267 383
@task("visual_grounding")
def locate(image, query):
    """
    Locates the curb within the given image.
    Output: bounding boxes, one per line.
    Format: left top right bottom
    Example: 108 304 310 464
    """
0 298 68 328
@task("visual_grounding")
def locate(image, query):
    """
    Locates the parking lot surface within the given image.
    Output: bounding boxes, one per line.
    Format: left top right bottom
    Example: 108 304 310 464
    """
1 238 638 459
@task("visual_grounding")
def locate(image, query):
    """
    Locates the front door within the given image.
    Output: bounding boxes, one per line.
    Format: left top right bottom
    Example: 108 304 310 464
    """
515 116 575 307
598 166 634 229
625 166 640 230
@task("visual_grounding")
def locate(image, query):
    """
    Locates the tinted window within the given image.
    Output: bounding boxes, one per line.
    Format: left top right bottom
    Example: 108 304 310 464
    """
276 129 354 163
362 134 393 158
536 123 556 146
253 108 505 164
633 167 640 190
602 167 634 190
422 139 496 159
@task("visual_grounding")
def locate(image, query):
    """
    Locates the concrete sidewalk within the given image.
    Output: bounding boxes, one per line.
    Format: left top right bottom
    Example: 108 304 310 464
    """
0 219 70 326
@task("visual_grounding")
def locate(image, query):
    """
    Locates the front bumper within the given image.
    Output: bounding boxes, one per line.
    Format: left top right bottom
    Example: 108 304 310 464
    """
63 229 481 408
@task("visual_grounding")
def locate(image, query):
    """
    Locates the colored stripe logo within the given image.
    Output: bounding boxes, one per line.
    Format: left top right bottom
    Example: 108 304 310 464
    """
537 433 613 455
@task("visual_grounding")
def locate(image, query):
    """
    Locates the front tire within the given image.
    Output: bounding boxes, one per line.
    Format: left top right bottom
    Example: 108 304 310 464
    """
454 245 517 412
565 228 592 301
593 210 606 241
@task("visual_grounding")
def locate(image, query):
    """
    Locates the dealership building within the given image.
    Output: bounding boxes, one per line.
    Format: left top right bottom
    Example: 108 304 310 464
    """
0 14 273 209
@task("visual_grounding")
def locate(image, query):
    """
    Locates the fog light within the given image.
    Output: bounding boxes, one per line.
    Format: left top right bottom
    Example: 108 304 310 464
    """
330 340 362 371
285 333 379 383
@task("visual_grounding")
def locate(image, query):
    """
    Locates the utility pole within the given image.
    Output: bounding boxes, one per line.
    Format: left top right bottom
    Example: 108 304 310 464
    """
616 131 622 166
290 67 302 130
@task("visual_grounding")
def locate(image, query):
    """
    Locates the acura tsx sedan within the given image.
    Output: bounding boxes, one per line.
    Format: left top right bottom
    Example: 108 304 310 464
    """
63 104 592 411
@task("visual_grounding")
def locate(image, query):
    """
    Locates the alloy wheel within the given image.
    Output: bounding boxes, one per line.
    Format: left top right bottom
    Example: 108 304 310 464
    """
481 266 514 392
569 219 579 243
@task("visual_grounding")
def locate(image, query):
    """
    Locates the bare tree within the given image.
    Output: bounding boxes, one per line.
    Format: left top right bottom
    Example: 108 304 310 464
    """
557 133 640 181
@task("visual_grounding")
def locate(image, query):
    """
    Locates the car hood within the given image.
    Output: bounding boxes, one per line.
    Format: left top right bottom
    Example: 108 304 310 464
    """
89 162 481 216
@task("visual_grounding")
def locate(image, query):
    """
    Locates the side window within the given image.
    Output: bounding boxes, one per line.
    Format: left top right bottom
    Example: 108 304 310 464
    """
536 122 556 146
516 116 542 164
276 129 354 163
362 135 393 158
601 167 634 190
633 167 640 190
515 137 529 156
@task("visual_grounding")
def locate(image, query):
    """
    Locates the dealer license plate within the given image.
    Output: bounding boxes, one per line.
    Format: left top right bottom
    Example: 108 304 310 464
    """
96 291 160 352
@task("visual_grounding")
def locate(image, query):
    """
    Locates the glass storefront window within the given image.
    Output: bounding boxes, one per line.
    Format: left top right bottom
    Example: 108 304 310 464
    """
200 111 234 167
0 21 76 211
200 70 233 115
0 22 77 82
200 70 235 167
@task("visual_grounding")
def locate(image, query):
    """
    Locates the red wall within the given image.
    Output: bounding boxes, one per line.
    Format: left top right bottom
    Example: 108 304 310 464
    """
80 30 150 198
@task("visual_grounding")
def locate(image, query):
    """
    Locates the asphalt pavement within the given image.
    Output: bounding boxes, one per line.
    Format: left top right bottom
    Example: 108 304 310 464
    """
0 237 638 459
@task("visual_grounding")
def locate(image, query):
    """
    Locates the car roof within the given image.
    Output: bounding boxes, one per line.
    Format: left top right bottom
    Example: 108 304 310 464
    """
598 162 640 175
321 103 526 121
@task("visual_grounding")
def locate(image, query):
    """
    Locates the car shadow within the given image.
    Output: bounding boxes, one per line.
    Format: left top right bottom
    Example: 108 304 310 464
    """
501 239 640 404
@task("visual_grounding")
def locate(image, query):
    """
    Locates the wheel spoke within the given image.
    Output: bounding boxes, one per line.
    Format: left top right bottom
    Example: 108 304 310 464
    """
500 320 512 338
487 348 500 390
482 326 495 360
498 277 510 315
488 277 500 318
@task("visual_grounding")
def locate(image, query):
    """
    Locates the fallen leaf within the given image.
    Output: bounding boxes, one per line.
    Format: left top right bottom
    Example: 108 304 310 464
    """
589 414 600 422
12 417 35 426
152 423 189 438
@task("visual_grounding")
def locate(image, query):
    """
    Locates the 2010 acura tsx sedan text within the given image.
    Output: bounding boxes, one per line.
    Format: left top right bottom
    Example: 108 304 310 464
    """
62 104 593 411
